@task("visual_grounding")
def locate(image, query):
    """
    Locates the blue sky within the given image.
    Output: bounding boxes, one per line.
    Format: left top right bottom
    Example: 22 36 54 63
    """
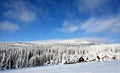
0 0 120 43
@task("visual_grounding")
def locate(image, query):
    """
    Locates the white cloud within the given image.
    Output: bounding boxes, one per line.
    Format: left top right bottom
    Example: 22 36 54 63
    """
81 14 120 33
20 11 36 22
60 14 120 34
75 0 108 11
4 1 36 23
60 20 79 33
0 21 20 32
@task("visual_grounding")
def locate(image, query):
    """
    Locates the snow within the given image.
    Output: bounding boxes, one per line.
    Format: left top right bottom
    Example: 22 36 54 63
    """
0 61 120 73
0 39 120 72
31 39 98 45
0 40 120 69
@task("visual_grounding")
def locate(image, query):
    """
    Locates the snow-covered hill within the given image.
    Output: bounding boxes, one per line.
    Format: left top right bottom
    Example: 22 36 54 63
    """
0 39 120 70
31 39 100 45
0 61 120 73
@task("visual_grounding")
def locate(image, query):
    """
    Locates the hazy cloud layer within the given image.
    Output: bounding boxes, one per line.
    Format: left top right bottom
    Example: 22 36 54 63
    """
71 37 108 43
75 0 108 11
4 1 37 23
60 20 79 33
0 21 20 32
81 14 120 33
60 13 120 34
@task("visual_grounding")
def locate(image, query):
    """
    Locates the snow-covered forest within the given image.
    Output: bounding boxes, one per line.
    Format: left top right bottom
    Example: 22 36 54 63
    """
0 40 120 70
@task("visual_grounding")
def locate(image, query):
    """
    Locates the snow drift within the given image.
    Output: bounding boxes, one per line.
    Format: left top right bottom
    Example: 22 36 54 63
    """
1 61 120 73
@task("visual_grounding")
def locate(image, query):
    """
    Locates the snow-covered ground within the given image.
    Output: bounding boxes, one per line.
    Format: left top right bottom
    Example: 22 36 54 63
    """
0 40 120 69
0 61 120 73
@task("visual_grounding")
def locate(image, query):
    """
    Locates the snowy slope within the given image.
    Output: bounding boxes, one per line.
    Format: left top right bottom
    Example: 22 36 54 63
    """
0 61 120 73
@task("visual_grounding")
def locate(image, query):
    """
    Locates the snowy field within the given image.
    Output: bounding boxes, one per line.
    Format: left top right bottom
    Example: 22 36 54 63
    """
0 61 120 73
